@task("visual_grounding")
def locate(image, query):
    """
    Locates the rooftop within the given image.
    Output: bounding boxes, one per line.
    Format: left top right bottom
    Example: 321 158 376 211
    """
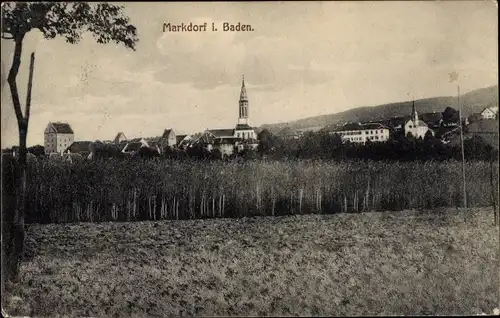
65 141 93 154
51 122 74 134
208 129 235 137
328 122 389 132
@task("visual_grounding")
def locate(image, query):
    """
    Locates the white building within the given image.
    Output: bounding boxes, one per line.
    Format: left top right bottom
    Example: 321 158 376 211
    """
332 123 390 143
213 137 241 157
481 107 498 120
44 122 74 155
404 101 434 139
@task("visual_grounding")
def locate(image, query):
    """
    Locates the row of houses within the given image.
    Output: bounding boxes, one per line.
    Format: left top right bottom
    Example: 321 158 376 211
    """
59 129 193 158
273 105 498 145
43 76 260 159
41 80 499 157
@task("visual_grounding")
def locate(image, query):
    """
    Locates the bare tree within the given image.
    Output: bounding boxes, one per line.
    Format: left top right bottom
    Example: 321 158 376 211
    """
1 2 138 285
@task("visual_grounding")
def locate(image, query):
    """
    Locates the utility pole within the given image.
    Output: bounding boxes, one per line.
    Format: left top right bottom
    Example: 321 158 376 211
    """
457 84 467 209
450 71 467 210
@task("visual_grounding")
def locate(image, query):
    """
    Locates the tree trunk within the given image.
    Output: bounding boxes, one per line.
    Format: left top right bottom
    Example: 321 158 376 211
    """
3 34 29 289
14 124 28 273
1 155 21 290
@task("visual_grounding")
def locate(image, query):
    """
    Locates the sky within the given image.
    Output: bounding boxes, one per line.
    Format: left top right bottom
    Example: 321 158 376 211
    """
1 1 498 148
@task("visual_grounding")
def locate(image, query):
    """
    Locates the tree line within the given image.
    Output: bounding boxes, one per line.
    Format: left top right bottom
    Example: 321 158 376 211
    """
257 129 498 162
4 129 497 163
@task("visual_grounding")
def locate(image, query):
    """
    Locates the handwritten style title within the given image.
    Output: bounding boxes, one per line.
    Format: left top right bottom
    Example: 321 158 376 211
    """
163 22 254 32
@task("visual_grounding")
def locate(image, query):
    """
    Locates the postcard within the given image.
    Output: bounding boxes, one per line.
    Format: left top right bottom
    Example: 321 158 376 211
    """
1 1 498 316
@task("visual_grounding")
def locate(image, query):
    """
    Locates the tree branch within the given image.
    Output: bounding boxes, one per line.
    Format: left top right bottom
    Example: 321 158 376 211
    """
7 36 26 124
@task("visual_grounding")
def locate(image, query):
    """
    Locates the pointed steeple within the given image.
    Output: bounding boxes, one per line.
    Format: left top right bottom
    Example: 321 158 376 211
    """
238 74 249 125
239 74 248 101
411 99 419 122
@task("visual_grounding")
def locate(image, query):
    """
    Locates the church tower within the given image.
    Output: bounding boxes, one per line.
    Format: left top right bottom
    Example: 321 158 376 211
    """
234 75 256 141
238 75 249 125
411 99 419 123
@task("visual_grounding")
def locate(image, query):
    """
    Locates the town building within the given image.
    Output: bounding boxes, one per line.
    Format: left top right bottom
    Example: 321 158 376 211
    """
44 122 74 155
176 135 192 149
480 106 498 120
113 132 127 144
160 129 177 148
329 122 390 143
213 137 242 157
404 101 434 139
65 141 93 158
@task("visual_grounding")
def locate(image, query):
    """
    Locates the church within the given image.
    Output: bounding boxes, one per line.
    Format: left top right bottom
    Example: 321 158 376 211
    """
197 75 258 154
404 100 434 139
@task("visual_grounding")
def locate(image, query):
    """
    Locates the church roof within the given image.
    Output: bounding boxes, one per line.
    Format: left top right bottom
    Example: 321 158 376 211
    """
208 129 235 137
239 75 248 101
407 119 429 127
235 124 254 130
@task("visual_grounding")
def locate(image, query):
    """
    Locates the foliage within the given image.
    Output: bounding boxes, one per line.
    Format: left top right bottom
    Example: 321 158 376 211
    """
8 159 497 224
256 132 498 162
1 3 138 49
257 129 279 156
27 145 44 157
442 107 459 125
463 136 496 161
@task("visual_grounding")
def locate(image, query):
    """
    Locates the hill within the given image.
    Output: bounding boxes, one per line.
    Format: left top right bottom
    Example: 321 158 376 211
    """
260 85 498 134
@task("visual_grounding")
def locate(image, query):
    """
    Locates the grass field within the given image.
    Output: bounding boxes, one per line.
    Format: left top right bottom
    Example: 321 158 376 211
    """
3 208 499 316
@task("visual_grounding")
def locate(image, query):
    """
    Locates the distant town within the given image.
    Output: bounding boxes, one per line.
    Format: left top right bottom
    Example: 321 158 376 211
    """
2 76 499 161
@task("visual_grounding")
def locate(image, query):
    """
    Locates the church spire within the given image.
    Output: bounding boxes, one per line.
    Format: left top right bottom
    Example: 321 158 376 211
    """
238 75 249 125
411 99 419 122
239 74 248 101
